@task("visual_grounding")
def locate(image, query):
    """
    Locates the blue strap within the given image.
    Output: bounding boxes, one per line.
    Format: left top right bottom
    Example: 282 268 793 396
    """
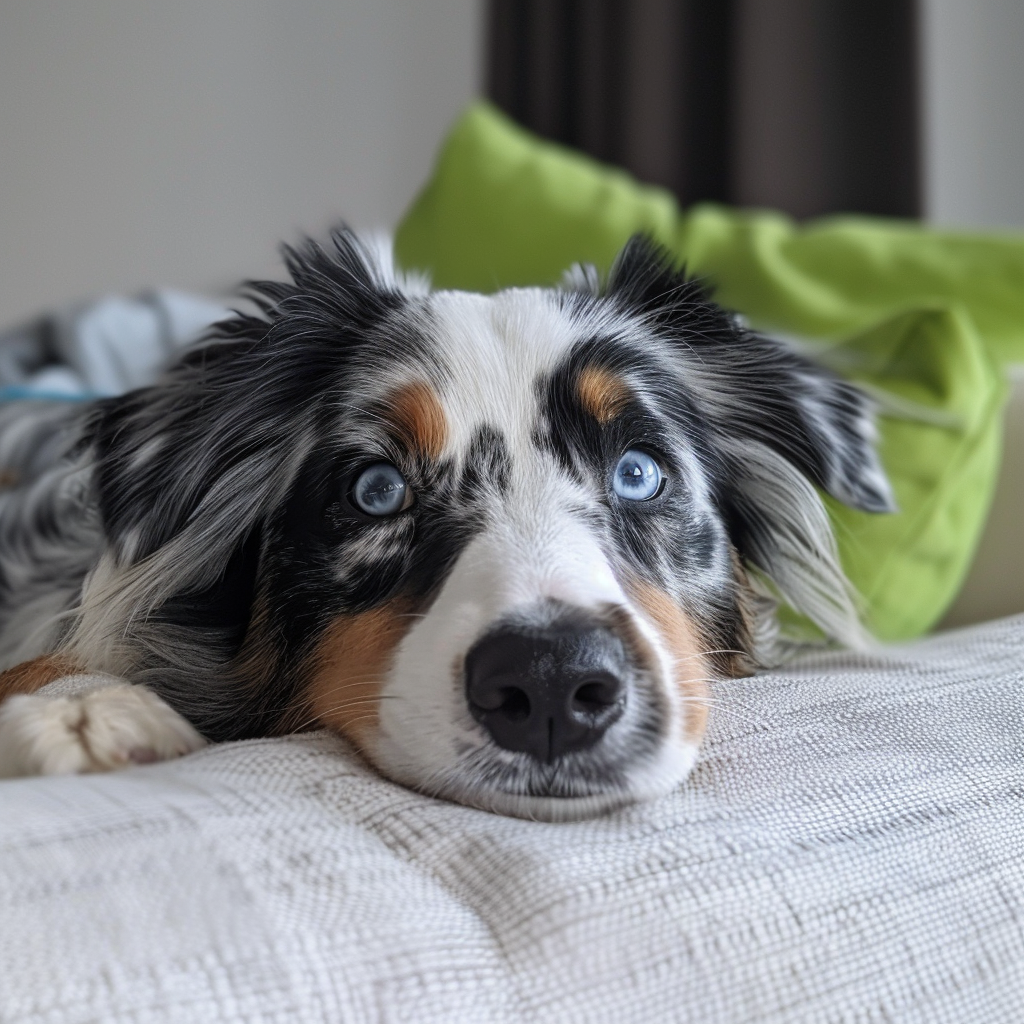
0 386 95 403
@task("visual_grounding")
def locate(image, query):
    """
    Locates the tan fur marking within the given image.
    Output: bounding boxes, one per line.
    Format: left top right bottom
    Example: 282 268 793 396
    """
0 469 18 490
303 603 412 752
629 583 711 744
0 655 82 701
386 381 448 459
577 366 631 425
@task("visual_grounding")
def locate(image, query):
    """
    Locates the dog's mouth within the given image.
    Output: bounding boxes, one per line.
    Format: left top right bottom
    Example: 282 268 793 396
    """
463 752 649 803
422 727 694 821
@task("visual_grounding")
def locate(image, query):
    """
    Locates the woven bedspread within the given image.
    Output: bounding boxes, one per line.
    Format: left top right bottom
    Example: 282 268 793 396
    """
1 617 1022 1023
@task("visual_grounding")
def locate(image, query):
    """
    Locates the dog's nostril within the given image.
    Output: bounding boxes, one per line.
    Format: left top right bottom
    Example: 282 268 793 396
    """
572 676 622 714
496 686 531 721
468 683 532 719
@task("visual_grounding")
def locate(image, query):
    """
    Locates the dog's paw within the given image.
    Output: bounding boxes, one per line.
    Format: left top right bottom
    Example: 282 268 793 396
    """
0 680 206 778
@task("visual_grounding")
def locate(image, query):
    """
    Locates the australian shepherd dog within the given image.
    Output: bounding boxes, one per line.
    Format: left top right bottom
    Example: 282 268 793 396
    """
0 230 893 819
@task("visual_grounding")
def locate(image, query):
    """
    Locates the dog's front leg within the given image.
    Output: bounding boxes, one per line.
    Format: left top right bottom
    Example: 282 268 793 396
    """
0 658 205 778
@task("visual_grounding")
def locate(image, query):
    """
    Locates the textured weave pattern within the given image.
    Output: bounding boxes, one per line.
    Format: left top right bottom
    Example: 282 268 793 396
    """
1 618 1023 1023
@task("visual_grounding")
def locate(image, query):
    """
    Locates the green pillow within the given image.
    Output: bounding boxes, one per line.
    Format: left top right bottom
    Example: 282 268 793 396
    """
394 102 1012 641
812 308 1003 641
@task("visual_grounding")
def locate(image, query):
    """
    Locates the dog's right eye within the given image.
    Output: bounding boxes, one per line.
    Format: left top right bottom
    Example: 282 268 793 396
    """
612 450 663 501
351 463 412 517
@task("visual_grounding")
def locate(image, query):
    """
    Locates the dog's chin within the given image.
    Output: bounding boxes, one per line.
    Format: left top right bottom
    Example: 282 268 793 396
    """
437 784 636 822
372 742 702 822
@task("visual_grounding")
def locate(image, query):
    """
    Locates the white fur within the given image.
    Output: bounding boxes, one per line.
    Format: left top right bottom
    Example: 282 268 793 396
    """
0 676 205 778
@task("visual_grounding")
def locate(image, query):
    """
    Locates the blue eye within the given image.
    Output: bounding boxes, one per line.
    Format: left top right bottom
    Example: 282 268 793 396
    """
612 450 663 501
352 463 411 516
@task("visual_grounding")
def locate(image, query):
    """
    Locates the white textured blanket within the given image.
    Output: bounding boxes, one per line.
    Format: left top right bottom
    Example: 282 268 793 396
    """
2 617 1023 1023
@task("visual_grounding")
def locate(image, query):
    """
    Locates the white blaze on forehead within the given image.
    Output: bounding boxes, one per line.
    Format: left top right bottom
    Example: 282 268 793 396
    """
426 288 581 455
416 287 634 614
332 286 592 463
407 285 642 620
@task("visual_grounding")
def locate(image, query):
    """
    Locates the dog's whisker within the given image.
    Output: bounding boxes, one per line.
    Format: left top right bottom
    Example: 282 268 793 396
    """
267 691 406 729
676 695 765 727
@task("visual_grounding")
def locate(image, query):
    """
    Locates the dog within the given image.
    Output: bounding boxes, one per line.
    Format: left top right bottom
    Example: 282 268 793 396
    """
0 229 893 818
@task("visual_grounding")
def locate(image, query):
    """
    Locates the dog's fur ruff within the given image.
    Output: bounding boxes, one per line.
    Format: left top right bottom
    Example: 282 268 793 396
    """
0 231 893 818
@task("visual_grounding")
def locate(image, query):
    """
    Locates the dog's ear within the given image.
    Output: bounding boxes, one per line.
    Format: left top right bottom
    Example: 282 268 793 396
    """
606 235 895 515
87 228 408 585
606 236 895 649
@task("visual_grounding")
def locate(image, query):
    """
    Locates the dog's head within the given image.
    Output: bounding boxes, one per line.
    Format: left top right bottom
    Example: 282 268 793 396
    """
72 230 893 818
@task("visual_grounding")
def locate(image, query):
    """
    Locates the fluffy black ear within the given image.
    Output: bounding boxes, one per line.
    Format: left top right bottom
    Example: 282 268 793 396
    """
65 228 413 682
87 227 408 579
606 235 895 515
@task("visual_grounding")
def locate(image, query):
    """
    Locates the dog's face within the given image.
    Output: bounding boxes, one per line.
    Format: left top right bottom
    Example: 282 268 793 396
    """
77 232 892 819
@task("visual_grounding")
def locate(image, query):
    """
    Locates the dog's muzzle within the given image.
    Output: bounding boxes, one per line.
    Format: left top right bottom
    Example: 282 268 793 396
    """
464 616 629 763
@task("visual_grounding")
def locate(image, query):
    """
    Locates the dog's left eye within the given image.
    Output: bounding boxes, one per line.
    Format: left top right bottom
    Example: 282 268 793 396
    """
612 450 663 501
351 463 412 516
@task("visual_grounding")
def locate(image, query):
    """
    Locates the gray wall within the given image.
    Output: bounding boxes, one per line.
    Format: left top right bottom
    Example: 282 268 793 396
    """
4 0 1024 330
0 1 481 326
923 0 1024 228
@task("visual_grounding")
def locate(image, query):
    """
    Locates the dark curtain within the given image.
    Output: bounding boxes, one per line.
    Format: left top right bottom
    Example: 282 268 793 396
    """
487 0 920 219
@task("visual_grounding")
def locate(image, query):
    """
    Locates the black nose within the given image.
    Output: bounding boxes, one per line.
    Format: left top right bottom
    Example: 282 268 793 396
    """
464 621 628 763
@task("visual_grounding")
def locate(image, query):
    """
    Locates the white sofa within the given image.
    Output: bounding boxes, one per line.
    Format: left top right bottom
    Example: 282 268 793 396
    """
2 617 1022 1023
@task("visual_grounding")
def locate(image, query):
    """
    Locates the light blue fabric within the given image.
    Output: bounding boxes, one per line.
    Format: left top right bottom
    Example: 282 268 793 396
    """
0 289 229 403
0 387 93 403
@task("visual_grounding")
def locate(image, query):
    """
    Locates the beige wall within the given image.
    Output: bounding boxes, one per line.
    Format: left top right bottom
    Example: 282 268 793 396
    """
0 1 481 325
923 0 1024 228
921 0 1024 623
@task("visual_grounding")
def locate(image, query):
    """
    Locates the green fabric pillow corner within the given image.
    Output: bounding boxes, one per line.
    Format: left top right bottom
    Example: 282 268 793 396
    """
395 101 1021 641
815 306 1004 640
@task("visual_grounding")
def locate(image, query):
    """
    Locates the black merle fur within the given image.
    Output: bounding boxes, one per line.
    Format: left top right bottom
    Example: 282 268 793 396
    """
0 229 892 757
